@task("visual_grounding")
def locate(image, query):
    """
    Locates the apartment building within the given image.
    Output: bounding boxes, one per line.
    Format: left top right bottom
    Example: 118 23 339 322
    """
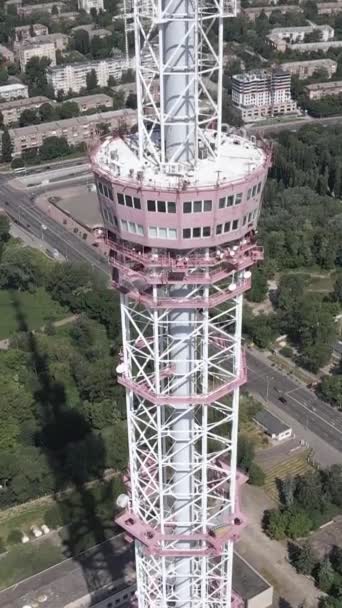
0 96 51 125
280 58 337 80
72 93 113 112
18 40 56 69
72 24 112 39
305 80 342 99
0 82 28 101
290 40 342 52
77 0 104 13
9 109 136 157
17 2 65 16
13 23 48 42
232 68 297 122
267 23 335 51
243 5 300 21
47 56 125 94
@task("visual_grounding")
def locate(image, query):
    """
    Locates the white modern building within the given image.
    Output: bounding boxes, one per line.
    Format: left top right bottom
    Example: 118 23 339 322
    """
0 82 28 101
232 69 298 122
270 23 334 43
77 0 104 13
47 55 124 94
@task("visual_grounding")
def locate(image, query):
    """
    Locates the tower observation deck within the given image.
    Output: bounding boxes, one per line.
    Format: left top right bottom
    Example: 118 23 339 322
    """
90 0 272 606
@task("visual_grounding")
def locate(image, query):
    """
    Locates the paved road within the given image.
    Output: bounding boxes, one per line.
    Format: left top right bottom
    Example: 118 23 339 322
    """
246 348 342 454
247 114 342 135
0 176 109 278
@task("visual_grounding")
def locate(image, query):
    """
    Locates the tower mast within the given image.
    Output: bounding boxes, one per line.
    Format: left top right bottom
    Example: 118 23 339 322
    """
91 0 271 605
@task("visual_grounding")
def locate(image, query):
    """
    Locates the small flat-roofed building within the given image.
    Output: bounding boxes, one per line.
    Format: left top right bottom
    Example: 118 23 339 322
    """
233 553 273 608
305 80 342 99
17 1 65 16
0 44 14 62
254 409 292 442
280 58 337 79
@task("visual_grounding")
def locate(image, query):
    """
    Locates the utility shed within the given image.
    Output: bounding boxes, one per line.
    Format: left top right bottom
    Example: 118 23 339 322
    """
233 553 273 608
254 408 292 441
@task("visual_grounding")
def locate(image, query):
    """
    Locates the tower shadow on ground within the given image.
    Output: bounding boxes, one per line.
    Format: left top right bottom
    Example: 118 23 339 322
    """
11 292 133 603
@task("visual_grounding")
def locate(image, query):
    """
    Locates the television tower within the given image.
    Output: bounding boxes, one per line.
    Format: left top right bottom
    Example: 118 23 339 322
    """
90 0 271 605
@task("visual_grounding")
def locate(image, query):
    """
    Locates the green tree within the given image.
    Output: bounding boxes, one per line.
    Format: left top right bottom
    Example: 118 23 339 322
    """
39 136 70 160
320 376 342 409
24 56 53 97
248 462 265 486
0 537 6 554
73 29 90 55
86 68 98 91
0 213 10 261
126 92 137 109
7 529 22 545
334 272 342 303
58 101 80 119
286 509 312 539
293 542 316 575
0 69 8 83
266 509 289 540
107 75 116 87
247 265 268 303
39 102 56 122
19 108 40 127
318 556 335 593
237 434 255 472
281 476 296 507
1 128 12 163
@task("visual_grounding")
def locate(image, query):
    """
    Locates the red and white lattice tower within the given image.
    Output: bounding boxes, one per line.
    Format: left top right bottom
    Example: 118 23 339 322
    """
91 0 271 605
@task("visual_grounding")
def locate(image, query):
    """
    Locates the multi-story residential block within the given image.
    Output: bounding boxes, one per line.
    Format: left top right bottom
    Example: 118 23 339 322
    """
9 109 136 156
305 80 342 99
232 69 298 122
243 5 300 21
72 24 112 39
13 23 48 42
51 11 79 22
290 40 342 52
72 93 113 112
47 55 125 94
0 95 51 125
0 82 28 101
17 2 65 16
18 40 56 69
77 0 104 13
267 23 335 51
0 44 14 62
280 58 337 79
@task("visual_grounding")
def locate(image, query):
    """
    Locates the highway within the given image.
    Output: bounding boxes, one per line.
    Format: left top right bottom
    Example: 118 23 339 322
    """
0 176 109 278
246 348 342 453
247 114 342 136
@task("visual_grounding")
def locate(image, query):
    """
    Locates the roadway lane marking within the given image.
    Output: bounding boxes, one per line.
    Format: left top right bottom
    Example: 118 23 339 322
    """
284 392 342 436
247 364 342 438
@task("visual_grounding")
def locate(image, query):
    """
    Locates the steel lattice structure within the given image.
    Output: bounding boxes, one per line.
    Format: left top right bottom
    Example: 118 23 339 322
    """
91 0 271 605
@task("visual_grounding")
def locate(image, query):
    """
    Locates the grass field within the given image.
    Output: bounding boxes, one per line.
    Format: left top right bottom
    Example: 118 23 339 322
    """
262 449 313 503
0 288 67 339
0 542 63 590
264 449 312 503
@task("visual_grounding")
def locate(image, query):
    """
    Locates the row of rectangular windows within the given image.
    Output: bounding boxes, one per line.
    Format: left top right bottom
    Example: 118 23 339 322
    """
97 181 263 212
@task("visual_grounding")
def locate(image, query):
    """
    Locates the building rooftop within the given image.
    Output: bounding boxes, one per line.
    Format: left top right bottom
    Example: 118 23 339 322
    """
254 409 290 436
305 80 342 91
232 69 288 83
233 553 271 600
271 24 333 33
72 93 113 105
0 82 27 92
0 95 50 109
280 58 337 67
9 109 135 137
93 131 268 191
48 55 123 73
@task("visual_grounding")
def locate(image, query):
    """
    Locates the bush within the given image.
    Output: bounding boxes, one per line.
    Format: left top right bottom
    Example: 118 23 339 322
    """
248 462 266 486
0 537 6 553
7 529 22 545
11 157 24 169
279 346 293 358
44 504 63 529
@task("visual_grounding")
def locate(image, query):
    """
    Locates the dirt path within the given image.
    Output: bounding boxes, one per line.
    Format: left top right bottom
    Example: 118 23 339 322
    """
237 484 321 608
0 314 80 351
